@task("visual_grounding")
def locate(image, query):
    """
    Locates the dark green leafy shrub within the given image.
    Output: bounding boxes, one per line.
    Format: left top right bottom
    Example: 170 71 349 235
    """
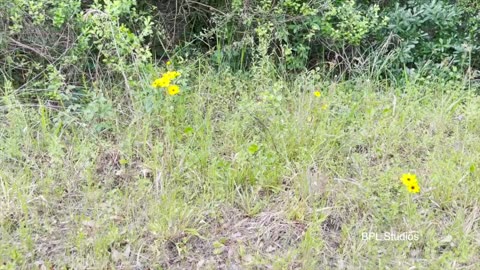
371 0 478 81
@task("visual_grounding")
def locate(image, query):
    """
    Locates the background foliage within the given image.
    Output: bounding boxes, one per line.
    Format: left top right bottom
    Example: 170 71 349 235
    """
2 0 479 87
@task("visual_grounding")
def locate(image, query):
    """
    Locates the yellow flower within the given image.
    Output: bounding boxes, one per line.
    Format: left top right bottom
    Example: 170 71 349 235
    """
162 72 174 80
407 182 420 193
167 84 180 96
400 173 420 193
151 76 171 88
170 71 181 78
163 71 181 80
314 91 321 97
401 173 417 186
166 61 172 65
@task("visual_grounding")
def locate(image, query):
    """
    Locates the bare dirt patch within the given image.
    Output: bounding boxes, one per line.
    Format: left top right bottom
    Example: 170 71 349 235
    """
156 206 308 269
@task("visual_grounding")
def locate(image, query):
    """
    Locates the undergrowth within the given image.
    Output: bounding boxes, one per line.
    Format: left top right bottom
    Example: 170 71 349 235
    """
1 62 480 268
2 0 480 269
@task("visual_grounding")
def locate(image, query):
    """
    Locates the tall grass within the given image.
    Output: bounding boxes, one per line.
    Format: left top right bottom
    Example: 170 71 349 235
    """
1 58 480 268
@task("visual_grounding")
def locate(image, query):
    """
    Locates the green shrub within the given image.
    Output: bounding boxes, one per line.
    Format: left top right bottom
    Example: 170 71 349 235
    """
1 0 153 103
382 1 474 72
1 0 479 102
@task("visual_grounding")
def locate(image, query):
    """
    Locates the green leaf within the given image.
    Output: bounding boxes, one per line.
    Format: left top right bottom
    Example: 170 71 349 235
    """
248 144 259 154
213 241 225 248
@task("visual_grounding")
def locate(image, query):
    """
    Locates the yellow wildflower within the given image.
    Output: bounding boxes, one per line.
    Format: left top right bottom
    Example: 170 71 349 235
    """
400 173 420 194
167 84 180 96
407 182 420 193
314 91 321 97
166 60 172 65
401 173 417 186
163 71 181 80
151 76 171 88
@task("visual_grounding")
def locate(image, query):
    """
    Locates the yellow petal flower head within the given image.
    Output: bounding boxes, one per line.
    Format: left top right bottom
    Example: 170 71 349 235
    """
163 71 181 80
151 76 171 88
314 91 321 97
407 182 420 193
167 84 180 96
166 60 172 65
163 72 175 80
401 173 417 186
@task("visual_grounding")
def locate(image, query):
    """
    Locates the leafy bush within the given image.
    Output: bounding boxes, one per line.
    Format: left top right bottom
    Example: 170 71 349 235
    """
201 0 386 71
381 0 477 75
1 0 152 103
1 0 479 104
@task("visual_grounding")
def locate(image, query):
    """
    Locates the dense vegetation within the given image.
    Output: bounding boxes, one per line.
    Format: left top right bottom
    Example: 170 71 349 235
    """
1 0 480 269
2 0 480 93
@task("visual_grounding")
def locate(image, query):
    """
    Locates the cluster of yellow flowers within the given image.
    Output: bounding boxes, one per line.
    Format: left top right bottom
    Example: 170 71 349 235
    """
151 70 181 96
401 173 420 193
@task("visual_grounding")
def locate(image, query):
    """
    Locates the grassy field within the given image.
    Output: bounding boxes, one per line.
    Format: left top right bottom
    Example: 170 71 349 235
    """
1 64 480 269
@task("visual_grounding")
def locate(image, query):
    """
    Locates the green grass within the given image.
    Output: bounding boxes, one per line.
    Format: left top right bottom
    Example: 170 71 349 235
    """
1 65 480 269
